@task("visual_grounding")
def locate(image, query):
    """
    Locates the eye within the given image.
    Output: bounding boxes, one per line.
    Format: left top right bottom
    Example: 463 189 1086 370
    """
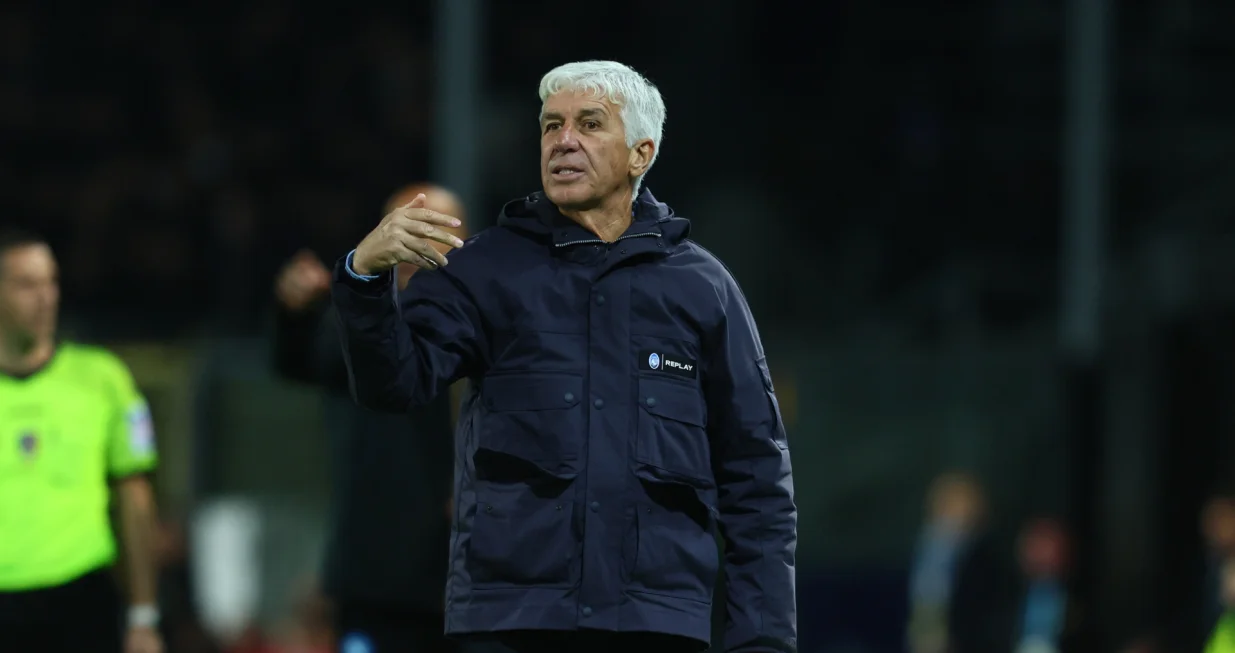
543 123 560 133
584 121 600 130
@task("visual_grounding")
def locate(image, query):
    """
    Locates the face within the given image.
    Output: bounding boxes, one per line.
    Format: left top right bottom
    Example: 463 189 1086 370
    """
1203 498 1235 552
1019 522 1068 578
928 475 985 533
540 90 654 210
0 243 59 346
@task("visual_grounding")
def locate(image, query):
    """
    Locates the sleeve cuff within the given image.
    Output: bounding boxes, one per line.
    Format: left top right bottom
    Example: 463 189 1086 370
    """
345 250 381 281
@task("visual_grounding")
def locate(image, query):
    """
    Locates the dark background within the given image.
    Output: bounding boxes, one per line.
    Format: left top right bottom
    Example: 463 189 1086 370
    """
3 1 1235 651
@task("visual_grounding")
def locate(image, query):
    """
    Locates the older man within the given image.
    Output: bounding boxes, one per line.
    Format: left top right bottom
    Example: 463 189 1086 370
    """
331 61 797 653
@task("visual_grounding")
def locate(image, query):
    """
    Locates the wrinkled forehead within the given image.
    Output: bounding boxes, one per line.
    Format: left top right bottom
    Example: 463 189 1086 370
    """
540 88 623 121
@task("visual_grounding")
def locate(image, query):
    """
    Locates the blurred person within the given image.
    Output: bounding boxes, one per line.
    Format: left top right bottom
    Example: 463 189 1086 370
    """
1204 558 1235 653
907 472 1010 653
0 228 163 653
332 60 796 653
1013 518 1075 653
273 184 467 653
1203 497 1235 620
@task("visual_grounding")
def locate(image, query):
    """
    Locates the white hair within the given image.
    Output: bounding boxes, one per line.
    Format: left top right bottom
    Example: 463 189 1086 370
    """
538 60 666 194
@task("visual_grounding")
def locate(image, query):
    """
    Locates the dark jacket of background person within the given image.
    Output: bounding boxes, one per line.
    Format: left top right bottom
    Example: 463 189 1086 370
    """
949 531 1017 653
331 189 797 652
272 299 453 613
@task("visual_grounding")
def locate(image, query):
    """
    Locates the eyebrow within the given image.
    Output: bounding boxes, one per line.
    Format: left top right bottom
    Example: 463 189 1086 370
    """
540 107 610 124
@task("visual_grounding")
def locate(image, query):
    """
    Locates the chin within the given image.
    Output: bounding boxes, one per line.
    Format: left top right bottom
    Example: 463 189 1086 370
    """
544 185 598 210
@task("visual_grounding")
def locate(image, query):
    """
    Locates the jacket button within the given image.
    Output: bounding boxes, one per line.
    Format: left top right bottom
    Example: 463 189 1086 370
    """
564 392 575 403
590 501 600 512
593 398 604 409
645 397 657 407
595 295 606 306
582 606 593 617
485 505 493 513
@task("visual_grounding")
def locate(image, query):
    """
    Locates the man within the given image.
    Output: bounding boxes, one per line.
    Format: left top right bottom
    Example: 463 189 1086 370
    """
0 228 163 653
908 472 1012 653
330 60 797 653
272 183 468 653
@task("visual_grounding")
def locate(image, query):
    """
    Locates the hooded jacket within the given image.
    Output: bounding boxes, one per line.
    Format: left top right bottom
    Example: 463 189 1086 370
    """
331 188 797 652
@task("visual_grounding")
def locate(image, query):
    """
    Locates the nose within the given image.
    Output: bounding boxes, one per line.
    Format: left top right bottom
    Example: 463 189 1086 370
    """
550 124 580 153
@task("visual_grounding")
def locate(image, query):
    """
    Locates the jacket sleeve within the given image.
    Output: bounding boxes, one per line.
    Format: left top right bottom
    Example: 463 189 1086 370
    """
704 276 798 653
330 252 486 413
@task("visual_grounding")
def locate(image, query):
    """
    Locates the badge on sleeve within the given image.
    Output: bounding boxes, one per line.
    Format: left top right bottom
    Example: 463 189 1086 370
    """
127 403 155 456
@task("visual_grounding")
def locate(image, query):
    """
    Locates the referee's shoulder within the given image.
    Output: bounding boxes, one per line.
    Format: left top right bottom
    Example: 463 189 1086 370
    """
56 342 134 381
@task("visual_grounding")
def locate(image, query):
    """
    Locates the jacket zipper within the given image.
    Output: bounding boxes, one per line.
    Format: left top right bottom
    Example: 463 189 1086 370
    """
554 231 660 248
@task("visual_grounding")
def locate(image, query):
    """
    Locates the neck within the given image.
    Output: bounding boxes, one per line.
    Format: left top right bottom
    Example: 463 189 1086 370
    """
561 188 635 243
0 333 54 375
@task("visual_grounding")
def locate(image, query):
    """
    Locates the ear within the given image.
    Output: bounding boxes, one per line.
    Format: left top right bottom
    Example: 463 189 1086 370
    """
628 139 656 178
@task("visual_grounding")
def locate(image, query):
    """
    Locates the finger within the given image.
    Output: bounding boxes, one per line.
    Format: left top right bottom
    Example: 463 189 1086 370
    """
401 219 466 249
399 193 427 210
399 208 462 229
395 233 449 268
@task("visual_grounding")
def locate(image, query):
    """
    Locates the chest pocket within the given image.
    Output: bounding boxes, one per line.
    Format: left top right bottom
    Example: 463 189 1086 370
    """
634 378 710 484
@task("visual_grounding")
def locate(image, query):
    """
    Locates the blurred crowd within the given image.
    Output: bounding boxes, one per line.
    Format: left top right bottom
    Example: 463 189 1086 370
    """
904 473 1235 653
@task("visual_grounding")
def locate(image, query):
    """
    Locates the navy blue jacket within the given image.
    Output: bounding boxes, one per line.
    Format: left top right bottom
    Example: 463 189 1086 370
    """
331 189 797 652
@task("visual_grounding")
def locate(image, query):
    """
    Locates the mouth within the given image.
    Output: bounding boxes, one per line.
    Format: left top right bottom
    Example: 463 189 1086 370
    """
549 164 585 181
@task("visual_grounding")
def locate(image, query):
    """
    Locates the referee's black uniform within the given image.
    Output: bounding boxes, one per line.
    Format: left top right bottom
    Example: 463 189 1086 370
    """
273 300 456 653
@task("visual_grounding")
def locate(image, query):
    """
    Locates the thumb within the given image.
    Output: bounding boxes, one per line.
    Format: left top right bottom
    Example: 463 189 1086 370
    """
402 193 427 210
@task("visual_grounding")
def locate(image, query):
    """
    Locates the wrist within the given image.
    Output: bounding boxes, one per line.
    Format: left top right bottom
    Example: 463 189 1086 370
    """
128 604 160 629
352 253 373 276
345 250 381 281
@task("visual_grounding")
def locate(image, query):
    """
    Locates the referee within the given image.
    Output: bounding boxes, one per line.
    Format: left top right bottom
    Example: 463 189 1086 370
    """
0 229 163 653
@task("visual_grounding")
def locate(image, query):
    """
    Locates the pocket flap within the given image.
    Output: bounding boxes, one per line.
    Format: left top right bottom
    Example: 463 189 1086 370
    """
634 463 716 493
638 378 706 427
483 373 583 412
478 373 584 479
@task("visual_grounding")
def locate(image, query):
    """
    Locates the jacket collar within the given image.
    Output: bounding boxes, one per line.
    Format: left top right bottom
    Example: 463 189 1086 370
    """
497 188 691 250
